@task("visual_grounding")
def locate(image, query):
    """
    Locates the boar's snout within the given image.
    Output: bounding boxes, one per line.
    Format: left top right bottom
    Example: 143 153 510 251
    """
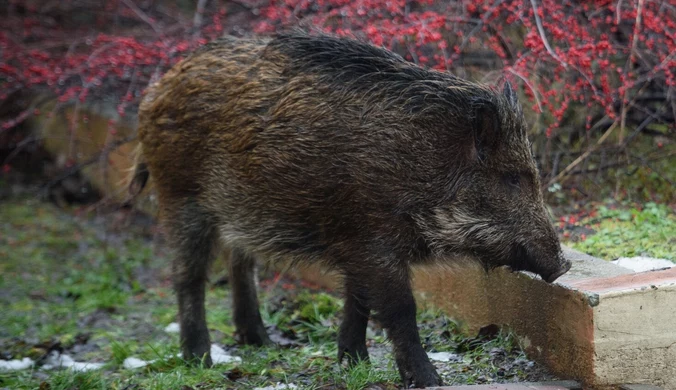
511 243 571 283
540 252 571 283
535 250 571 283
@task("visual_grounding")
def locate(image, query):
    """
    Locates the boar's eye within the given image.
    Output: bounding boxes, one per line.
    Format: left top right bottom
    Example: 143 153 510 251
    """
504 173 521 189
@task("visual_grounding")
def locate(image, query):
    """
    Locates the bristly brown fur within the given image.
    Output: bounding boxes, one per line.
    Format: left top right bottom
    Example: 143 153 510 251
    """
130 30 570 388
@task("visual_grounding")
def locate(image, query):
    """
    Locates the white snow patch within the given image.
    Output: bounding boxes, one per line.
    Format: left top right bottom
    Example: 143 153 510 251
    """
612 257 675 273
123 356 154 369
0 357 34 371
43 351 104 372
164 322 180 333
211 344 242 364
253 384 298 390
121 344 239 370
427 351 459 362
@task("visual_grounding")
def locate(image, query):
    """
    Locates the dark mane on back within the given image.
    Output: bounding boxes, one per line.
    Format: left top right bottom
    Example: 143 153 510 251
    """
269 31 410 78
266 31 499 120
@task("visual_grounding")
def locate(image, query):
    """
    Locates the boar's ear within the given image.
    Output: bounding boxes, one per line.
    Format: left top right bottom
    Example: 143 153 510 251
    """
468 98 501 162
503 81 518 108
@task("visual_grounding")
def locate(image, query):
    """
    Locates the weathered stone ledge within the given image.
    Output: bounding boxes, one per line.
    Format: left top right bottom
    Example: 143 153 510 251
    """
283 247 676 389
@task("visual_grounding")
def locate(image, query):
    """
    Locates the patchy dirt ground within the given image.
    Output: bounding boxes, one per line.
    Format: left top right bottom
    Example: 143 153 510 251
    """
0 197 555 389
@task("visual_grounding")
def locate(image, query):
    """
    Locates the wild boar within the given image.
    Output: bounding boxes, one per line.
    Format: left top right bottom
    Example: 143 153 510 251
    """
129 31 571 388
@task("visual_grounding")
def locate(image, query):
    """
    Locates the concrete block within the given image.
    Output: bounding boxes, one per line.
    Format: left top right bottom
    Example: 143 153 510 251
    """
427 380 582 390
286 247 676 389
620 385 665 390
565 267 676 389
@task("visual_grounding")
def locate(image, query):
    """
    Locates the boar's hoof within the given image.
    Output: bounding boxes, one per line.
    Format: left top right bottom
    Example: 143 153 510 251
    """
182 334 213 367
337 343 370 366
184 351 213 368
235 326 271 346
400 363 443 388
404 372 443 389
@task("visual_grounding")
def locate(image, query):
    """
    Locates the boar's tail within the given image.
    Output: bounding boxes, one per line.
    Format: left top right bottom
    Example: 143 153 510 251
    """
127 144 149 199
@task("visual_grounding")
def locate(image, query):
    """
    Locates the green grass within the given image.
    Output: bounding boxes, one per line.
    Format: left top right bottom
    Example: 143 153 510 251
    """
0 197 549 389
563 202 676 261
0 200 157 347
1 345 399 390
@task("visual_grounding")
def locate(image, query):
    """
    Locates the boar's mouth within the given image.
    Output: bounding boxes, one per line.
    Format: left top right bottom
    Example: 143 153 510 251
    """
544 264 571 283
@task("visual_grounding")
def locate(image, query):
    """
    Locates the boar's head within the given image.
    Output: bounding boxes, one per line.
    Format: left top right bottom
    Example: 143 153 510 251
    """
421 82 571 283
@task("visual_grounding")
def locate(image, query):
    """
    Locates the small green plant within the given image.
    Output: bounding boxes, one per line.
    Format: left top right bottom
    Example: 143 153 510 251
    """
566 202 675 260
298 292 343 324
110 341 136 366
338 359 400 390
262 290 343 345
43 370 108 390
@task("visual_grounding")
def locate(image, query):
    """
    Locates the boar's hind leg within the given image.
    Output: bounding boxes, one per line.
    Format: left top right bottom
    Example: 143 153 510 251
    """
338 276 370 365
170 201 219 366
370 267 442 388
229 247 270 346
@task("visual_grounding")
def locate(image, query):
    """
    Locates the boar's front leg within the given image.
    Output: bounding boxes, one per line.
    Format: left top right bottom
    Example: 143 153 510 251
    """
369 266 442 388
338 276 370 365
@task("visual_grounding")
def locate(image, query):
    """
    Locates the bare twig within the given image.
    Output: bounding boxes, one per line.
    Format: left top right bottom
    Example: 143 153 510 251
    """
567 149 676 176
546 73 659 188
1 136 39 166
630 152 675 186
121 0 161 34
619 101 629 145
506 67 543 112
529 0 566 68
523 2 601 99
406 40 420 65
0 107 33 133
193 0 208 38
619 0 645 144
546 120 619 187
615 0 624 24
670 86 676 124
622 105 667 146
456 0 507 58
